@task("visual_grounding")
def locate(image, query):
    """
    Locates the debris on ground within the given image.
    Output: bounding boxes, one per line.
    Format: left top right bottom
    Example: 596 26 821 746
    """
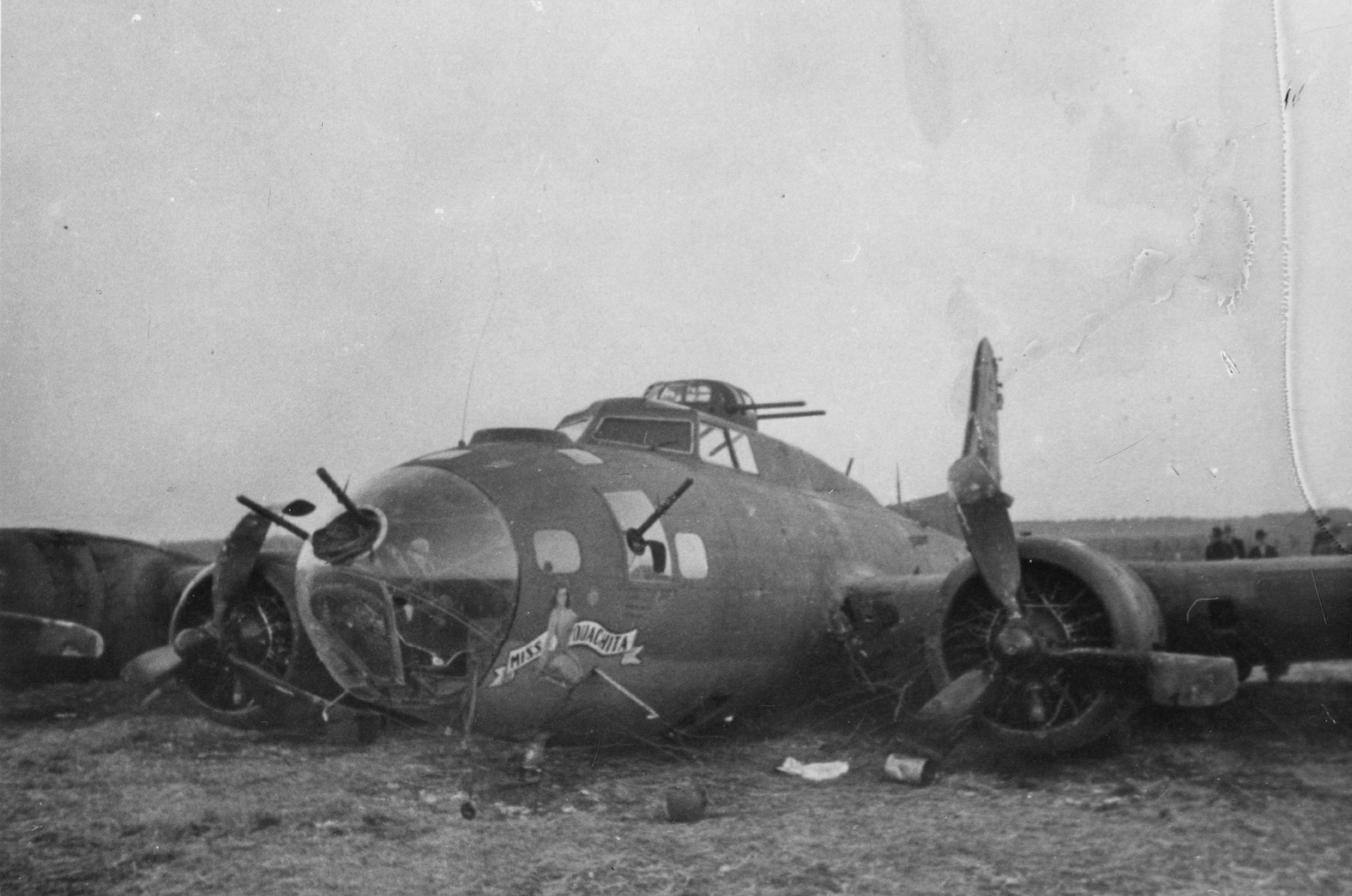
882 753 938 785
777 757 849 781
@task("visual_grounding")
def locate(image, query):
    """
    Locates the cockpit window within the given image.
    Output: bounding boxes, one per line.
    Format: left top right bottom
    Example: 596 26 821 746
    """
731 431 758 473
698 423 759 474
555 417 591 443
592 417 693 453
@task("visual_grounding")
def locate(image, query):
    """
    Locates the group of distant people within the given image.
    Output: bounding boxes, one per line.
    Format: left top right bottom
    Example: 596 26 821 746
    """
1205 516 1349 559
1204 524 1277 560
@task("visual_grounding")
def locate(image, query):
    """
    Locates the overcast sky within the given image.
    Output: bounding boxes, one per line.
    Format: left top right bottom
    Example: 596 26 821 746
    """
3 1 1349 542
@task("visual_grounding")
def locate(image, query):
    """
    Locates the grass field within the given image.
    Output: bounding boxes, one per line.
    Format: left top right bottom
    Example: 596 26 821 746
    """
4 667 1352 895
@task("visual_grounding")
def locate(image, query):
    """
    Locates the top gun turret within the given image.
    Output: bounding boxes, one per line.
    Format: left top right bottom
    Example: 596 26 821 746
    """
642 379 824 430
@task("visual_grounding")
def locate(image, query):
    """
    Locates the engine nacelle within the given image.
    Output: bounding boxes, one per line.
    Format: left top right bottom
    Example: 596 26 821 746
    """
926 536 1165 754
168 552 339 727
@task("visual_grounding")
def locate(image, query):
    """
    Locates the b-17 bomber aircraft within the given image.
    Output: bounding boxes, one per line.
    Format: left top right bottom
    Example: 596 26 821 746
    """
2 340 1350 766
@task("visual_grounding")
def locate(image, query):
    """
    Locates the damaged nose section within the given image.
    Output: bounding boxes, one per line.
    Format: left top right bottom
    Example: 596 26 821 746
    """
295 465 519 711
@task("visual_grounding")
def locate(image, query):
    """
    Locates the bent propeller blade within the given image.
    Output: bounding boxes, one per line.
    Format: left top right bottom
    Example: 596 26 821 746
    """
915 666 992 725
121 644 183 689
210 511 273 629
948 338 1022 619
958 338 1002 480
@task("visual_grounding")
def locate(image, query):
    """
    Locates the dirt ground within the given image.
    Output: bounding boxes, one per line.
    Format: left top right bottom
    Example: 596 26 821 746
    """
3 666 1351 896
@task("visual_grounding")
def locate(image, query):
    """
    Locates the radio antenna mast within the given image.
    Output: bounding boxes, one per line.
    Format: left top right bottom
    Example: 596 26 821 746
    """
459 252 502 445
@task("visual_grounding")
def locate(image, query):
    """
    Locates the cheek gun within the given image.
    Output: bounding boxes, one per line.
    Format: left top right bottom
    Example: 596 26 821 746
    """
624 477 693 575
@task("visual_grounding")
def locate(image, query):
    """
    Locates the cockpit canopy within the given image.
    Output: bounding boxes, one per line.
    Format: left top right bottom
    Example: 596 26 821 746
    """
555 397 697 454
643 380 760 430
552 389 861 502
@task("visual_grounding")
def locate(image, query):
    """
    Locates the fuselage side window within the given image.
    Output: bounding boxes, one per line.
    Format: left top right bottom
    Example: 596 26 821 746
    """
533 530 582 574
601 491 673 579
674 533 708 579
593 417 693 453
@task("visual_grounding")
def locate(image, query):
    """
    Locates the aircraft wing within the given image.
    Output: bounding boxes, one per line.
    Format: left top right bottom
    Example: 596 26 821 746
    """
0 529 203 685
0 610 104 660
1 501 363 735
844 339 1352 758
1134 557 1352 678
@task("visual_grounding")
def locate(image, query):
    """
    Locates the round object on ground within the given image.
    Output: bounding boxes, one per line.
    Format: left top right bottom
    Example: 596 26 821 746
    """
664 784 708 823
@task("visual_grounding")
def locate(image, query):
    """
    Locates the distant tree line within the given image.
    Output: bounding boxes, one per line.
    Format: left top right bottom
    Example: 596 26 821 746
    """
1010 510 1350 562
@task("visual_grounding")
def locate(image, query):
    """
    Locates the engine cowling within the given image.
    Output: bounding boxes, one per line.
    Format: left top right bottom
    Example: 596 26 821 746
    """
926 535 1164 754
167 552 339 727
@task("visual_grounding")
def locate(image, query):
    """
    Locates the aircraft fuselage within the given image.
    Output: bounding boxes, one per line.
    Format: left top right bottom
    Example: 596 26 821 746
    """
292 397 966 742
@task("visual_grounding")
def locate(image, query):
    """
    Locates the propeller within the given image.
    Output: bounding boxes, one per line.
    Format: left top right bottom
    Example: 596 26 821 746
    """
903 340 1016 740
917 340 1110 742
119 492 390 732
914 340 1237 753
121 499 310 691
